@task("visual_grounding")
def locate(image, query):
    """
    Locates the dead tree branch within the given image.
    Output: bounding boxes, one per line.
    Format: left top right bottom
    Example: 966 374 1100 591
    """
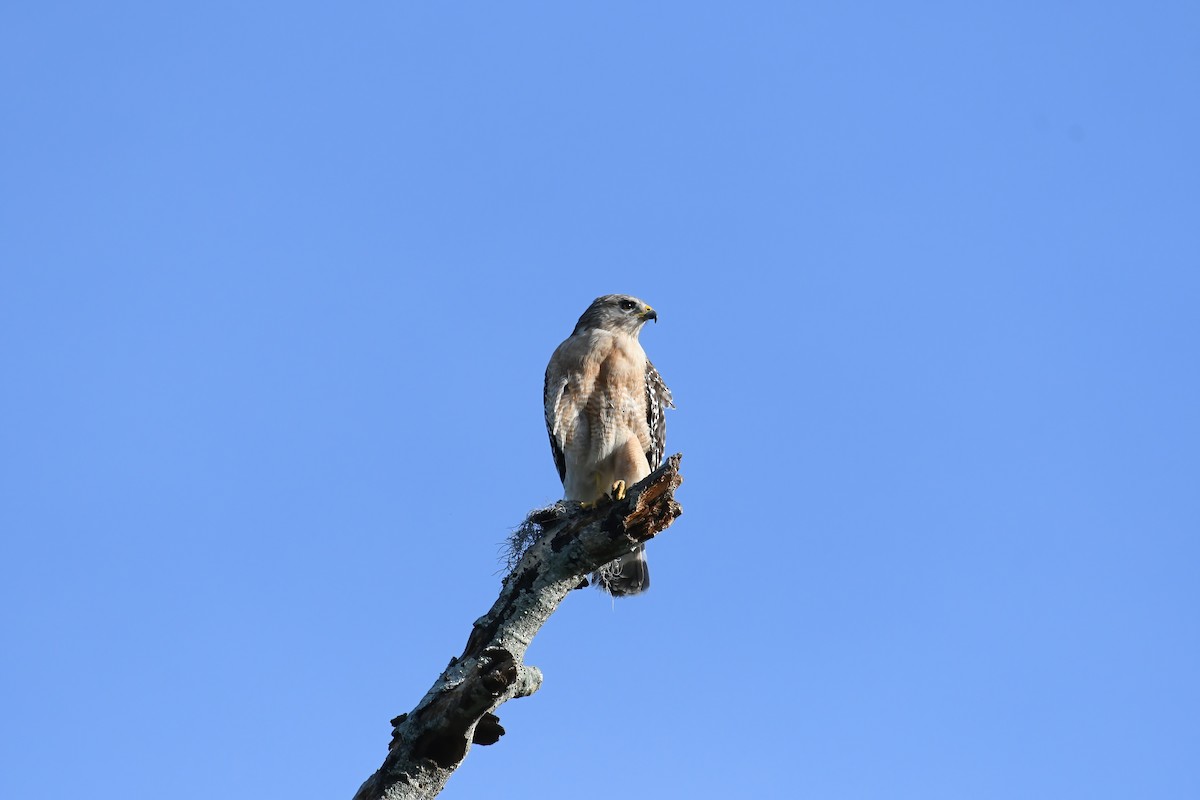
352 454 684 800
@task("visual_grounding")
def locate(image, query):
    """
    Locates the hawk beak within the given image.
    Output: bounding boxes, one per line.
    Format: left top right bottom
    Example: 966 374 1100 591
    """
642 306 658 323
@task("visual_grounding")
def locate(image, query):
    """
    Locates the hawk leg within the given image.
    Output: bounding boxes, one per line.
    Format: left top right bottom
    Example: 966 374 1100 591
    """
611 480 627 501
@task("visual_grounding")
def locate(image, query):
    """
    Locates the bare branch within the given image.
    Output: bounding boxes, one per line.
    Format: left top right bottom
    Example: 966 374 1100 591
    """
352 455 684 800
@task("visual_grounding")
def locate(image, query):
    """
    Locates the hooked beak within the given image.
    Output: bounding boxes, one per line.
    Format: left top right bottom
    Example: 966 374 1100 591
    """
642 305 658 323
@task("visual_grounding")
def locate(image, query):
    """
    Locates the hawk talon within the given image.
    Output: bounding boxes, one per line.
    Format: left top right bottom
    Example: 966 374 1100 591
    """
611 480 627 501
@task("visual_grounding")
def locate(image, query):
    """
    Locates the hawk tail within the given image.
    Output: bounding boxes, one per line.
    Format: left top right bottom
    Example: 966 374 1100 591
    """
593 544 649 597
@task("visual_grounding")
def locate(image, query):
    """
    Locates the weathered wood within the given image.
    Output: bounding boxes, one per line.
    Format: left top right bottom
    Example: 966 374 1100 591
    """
352 455 684 800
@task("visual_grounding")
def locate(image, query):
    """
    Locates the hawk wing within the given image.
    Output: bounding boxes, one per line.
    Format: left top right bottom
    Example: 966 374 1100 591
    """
644 359 673 469
543 368 568 483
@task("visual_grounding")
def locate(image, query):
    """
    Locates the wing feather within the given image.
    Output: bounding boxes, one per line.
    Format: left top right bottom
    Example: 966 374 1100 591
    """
644 360 673 468
543 368 568 483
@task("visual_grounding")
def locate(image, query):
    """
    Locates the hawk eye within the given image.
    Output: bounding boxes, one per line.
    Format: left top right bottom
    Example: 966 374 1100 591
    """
619 300 637 311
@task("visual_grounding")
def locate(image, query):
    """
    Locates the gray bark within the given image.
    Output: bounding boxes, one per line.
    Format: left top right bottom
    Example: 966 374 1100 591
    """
352 454 685 800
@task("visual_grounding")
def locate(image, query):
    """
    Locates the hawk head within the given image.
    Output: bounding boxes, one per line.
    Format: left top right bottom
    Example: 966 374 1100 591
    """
571 294 658 337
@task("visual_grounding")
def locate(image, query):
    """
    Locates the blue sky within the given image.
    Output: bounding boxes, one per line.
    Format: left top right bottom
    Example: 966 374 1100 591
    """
2 3 1198 798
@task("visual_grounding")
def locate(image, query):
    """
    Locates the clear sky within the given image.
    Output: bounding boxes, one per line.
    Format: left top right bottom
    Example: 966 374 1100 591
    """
2 3 1198 799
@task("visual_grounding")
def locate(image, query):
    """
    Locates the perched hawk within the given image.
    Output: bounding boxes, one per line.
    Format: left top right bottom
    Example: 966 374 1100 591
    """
544 294 674 596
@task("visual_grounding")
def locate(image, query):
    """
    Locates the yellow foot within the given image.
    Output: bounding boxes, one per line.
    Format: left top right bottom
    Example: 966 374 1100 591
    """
611 480 627 501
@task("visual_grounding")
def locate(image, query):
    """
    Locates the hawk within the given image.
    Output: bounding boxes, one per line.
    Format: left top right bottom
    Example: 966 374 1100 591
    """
544 294 674 596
